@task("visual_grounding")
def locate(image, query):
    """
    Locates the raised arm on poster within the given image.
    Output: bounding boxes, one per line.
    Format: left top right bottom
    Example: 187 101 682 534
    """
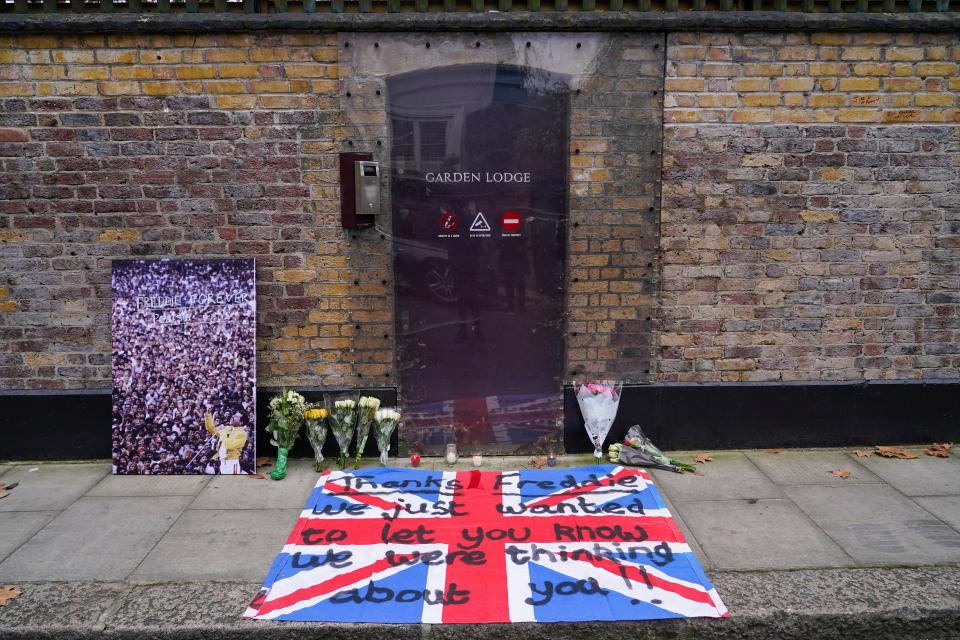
205 413 249 475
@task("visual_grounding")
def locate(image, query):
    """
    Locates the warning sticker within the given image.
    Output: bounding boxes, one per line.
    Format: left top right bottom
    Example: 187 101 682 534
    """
501 210 522 235
469 212 492 236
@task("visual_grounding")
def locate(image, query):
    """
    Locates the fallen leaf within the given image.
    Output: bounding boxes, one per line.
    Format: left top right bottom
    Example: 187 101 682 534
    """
924 442 954 458
830 469 851 479
247 472 266 480
255 457 271 468
0 586 21 607
875 446 918 459
852 449 872 458
694 453 712 464
0 491 7 500
764 448 783 454
4 482 17 490
530 457 547 469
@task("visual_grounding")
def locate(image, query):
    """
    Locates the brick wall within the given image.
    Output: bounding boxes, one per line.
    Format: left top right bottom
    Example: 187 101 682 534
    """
660 32 960 382
0 31 664 391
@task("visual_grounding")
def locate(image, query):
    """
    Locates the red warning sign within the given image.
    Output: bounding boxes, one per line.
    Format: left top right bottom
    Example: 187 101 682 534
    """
501 210 522 233
439 211 459 233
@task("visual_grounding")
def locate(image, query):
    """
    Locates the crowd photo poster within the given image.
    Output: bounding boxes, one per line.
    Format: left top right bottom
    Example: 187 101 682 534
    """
111 258 257 475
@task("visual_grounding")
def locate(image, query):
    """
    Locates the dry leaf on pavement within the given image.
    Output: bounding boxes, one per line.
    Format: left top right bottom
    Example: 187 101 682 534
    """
530 457 547 469
764 448 783 454
0 586 21 607
852 449 872 458
0 491 7 500
830 469 851 479
875 446 918 459
247 472 266 480
924 443 954 458
255 457 271 468
694 453 712 464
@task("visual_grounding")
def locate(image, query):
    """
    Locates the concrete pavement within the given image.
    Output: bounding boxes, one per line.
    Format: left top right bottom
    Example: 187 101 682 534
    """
1 447 960 638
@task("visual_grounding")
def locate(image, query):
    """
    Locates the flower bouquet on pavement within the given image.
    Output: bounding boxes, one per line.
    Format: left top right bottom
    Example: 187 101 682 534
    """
374 408 401 465
574 381 623 464
267 390 306 480
303 404 329 472
353 396 381 469
329 397 358 470
623 424 696 472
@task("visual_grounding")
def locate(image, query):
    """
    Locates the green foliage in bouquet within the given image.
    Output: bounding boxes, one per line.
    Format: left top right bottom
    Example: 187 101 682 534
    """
267 389 306 480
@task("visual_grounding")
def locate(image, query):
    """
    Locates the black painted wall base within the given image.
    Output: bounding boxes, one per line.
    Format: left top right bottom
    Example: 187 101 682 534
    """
1 381 958 460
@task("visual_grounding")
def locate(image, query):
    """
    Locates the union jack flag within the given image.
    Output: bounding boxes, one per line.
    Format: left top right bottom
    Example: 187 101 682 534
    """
245 465 727 623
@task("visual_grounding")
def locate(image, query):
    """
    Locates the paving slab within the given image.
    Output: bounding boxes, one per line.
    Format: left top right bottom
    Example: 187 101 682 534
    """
855 452 960 496
744 449 881 485
190 460 319 510
650 452 785 503
657 490 712 571
0 462 109 512
88 473 211 497
786 484 960 565
914 496 960 532
130 508 301 581
0 464 11 477
0 496 191 581
673 498 854 570
0 510 58 564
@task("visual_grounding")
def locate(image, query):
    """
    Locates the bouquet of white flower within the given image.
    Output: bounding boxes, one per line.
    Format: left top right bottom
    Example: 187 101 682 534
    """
574 381 623 464
303 405 329 472
354 396 381 469
373 408 401 466
329 398 358 470
267 389 306 480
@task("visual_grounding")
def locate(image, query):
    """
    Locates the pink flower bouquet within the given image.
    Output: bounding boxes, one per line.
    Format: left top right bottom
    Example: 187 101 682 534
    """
574 381 623 464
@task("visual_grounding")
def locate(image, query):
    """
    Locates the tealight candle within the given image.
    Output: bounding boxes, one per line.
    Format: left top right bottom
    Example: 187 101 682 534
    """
472 452 483 467
445 443 458 465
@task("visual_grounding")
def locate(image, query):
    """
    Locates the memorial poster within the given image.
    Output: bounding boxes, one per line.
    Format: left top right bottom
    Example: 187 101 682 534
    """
111 258 256 475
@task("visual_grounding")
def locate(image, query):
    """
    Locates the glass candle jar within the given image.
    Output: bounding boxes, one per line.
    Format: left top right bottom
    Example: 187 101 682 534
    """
445 443 458 465
472 451 483 467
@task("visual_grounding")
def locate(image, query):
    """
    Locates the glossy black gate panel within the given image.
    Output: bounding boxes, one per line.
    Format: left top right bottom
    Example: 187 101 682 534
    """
389 65 568 455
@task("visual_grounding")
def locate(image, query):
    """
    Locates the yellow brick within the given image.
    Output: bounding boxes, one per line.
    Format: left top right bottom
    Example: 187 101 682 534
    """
818 78 838 91
275 269 316 284
250 48 290 62
0 50 24 64
885 78 922 91
837 108 881 122
783 94 805 107
52 50 95 64
141 82 180 96
742 63 784 76
855 34 892 45
309 79 338 93
37 81 95 96
773 108 814 123
98 229 139 242
732 78 770 92
203 49 248 63
96 50 137 65
258 95 317 109
811 34 850 46
819 168 844 181
841 47 881 61
851 94 883 106
111 67 154 81
28 66 65 81
311 48 338 63
283 64 331 78
810 94 846 107
838 77 879 92
742 93 780 107
885 47 925 62
852 63 891 77
883 109 921 123
250 80 293 93
774 77 814 92
0 300 18 312
0 82 34 97
203 80 247 94
98 81 139 96
215 95 257 109
217 64 260 78
698 94 739 108
915 93 954 107
916 62 957 76
176 66 216 80
140 50 182 65
0 231 26 243
664 110 700 123
949 78 960 91
19 35 59 48
890 93 912 107
808 63 847 76
68 67 110 81
778 47 816 61
732 109 772 123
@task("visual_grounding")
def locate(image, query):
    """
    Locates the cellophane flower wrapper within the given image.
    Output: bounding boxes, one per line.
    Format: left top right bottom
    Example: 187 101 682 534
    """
574 381 623 462
374 408 401 465
354 396 381 468
303 404 329 472
329 398 357 470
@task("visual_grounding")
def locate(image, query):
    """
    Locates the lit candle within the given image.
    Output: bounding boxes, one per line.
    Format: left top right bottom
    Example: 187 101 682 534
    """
547 451 557 467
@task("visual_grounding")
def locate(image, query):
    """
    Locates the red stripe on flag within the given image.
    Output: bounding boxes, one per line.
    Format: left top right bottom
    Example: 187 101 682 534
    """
324 479 399 511
582 554 717 607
